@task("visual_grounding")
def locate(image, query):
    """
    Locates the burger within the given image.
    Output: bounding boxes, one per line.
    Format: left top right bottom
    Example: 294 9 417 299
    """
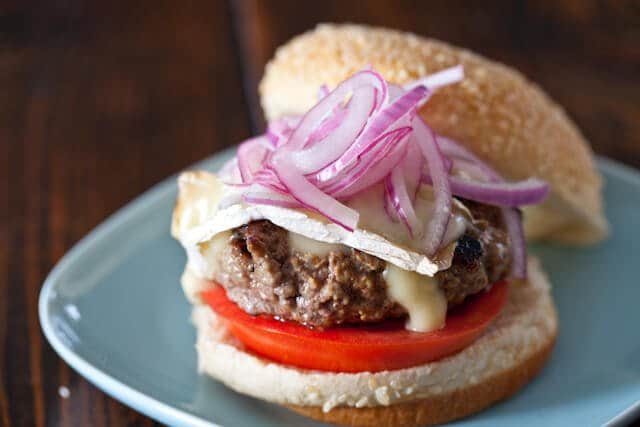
171 25 607 426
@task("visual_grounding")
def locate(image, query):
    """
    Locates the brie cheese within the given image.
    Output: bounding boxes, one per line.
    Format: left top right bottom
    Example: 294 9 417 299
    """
172 171 466 278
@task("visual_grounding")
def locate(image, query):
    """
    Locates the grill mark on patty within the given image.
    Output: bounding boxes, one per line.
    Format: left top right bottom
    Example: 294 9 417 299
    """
208 202 511 328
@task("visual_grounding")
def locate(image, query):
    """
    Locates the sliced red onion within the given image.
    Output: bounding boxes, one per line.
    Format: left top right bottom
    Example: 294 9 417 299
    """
502 208 526 278
450 158 493 181
384 183 400 222
437 135 500 181
318 84 329 100
253 167 288 193
285 70 387 173
405 65 464 92
221 67 540 276
266 115 300 147
290 85 376 173
421 175 549 207
243 186 301 209
388 83 406 102
382 141 423 224
385 166 424 238
312 123 409 185
403 140 424 202
272 156 359 231
413 118 452 256
304 106 348 148
329 85 429 176
435 135 529 277
325 127 411 198
437 135 481 160
237 136 272 183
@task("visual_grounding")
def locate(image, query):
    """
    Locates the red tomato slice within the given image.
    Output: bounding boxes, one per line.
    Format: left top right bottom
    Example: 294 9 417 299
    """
201 280 509 373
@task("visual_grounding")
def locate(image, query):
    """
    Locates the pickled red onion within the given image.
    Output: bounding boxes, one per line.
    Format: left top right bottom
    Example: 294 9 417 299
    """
219 65 545 275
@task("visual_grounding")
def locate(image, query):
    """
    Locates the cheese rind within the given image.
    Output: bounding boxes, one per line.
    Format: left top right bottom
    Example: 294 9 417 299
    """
384 264 447 332
172 171 466 277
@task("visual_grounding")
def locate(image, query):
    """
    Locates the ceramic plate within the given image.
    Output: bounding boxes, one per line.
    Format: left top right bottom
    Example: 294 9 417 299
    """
39 149 640 426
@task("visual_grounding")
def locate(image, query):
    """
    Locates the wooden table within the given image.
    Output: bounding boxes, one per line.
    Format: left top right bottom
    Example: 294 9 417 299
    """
2 1 638 425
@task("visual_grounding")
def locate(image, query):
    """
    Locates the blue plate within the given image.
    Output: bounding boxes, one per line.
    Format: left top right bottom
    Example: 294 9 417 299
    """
39 150 640 427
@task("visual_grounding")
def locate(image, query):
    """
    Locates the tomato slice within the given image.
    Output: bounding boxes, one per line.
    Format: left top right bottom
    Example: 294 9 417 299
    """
201 280 509 373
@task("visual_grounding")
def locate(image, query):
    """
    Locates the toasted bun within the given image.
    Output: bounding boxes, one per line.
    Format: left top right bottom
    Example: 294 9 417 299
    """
190 257 557 426
259 24 607 245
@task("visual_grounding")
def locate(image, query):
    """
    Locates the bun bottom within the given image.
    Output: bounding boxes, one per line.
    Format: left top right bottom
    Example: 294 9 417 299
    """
287 338 554 426
191 257 557 427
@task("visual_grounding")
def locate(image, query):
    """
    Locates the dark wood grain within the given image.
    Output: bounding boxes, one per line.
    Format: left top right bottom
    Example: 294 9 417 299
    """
1 1 250 426
2 0 639 426
232 0 640 167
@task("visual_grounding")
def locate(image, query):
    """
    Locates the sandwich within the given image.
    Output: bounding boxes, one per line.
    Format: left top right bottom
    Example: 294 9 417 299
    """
171 24 607 427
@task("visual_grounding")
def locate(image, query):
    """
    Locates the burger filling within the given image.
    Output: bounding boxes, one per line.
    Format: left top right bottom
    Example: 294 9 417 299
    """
202 199 510 329
173 68 548 334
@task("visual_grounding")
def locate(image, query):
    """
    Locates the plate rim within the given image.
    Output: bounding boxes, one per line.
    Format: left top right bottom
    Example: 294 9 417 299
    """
38 150 236 427
38 154 640 427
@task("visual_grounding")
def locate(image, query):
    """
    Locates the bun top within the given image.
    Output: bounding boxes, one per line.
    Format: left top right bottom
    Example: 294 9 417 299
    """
260 24 607 244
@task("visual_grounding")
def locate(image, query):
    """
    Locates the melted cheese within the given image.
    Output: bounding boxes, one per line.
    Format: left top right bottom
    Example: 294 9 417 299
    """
288 232 344 256
384 264 447 332
441 214 468 247
348 184 469 253
347 184 433 251
196 231 232 278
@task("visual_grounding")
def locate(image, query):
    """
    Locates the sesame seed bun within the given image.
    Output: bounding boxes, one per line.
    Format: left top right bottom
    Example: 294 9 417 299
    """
190 257 557 426
259 24 607 245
